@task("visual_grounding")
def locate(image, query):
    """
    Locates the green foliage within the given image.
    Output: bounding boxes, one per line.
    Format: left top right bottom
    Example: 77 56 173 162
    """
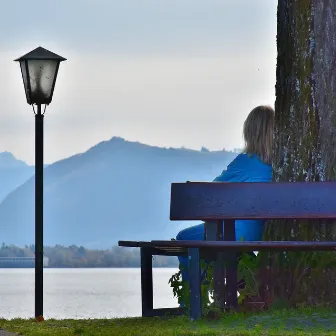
168 252 263 310
237 252 262 304
169 247 336 309
259 246 336 307
168 260 214 312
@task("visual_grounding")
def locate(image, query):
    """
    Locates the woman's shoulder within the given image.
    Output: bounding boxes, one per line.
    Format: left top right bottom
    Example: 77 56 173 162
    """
227 152 272 178
227 153 253 167
214 152 272 182
231 152 271 167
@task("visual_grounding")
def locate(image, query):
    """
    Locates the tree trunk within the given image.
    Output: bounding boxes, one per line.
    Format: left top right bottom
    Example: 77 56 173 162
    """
263 0 336 307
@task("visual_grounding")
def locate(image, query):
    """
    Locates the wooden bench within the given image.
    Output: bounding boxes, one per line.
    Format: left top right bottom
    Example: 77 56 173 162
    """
119 181 336 320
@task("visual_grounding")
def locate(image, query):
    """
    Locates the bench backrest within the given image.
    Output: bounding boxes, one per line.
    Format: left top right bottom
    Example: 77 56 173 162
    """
170 182 336 221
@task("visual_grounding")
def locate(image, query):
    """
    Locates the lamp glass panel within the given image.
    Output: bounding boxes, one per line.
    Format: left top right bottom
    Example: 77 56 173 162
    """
27 60 58 104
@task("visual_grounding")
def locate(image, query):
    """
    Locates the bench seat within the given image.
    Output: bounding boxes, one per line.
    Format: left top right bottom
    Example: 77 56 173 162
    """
150 240 336 251
118 239 336 319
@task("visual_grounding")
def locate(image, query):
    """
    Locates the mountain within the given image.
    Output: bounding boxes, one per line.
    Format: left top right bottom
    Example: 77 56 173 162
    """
0 137 238 248
0 152 34 203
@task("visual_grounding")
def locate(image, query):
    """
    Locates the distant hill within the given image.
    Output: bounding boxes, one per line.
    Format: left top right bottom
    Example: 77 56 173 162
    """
0 152 34 203
0 137 238 248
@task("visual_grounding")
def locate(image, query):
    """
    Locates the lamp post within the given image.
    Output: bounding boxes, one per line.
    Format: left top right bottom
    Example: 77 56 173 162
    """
14 47 66 318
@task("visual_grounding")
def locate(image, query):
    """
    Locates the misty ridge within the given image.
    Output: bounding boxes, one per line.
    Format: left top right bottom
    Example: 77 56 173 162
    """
0 137 239 249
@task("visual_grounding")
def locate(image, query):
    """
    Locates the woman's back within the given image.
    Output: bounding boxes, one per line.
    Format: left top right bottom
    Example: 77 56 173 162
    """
214 153 272 183
176 153 272 241
214 153 272 241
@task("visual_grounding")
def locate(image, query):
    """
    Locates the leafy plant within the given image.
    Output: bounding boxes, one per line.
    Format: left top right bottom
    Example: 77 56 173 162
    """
168 260 213 312
168 252 263 311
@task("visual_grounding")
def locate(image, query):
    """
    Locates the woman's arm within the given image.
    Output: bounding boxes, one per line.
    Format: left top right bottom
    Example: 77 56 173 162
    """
213 170 229 182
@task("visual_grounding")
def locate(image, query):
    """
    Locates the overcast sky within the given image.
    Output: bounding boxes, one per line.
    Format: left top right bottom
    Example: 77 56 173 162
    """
0 0 277 164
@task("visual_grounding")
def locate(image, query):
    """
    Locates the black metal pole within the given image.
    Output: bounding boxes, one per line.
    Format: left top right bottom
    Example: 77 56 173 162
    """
35 104 44 318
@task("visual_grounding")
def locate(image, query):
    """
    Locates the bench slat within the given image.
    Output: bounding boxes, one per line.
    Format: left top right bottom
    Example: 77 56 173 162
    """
151 240 336 251
118 241 152 248
118 240 187 256
170 182 336 220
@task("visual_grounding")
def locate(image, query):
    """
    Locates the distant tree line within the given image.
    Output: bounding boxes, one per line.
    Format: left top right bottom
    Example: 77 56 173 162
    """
0 243 178 268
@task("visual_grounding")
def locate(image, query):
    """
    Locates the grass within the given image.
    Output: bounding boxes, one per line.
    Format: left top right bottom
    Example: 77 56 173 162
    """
0 308 336 336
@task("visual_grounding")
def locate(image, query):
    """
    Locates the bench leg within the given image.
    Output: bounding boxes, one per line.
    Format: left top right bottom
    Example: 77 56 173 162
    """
188 247 202 320
141 247 153 316
224 220 238 310
213 252 226 309
206 220 226 309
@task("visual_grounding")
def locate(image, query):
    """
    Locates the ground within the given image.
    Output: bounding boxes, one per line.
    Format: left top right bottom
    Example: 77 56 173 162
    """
0 308 335 335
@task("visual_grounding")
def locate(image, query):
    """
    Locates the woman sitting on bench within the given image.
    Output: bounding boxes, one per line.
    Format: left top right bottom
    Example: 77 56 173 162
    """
176 104 275 284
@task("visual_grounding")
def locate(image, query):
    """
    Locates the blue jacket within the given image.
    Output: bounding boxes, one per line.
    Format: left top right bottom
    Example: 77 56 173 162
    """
214 153 272 241
176 153 272 285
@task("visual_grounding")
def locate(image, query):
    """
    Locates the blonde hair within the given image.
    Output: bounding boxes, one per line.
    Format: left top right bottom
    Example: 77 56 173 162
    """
243 105 275 164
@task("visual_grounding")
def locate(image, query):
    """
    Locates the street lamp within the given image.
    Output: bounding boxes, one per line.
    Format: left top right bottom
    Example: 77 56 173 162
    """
14 47 66 318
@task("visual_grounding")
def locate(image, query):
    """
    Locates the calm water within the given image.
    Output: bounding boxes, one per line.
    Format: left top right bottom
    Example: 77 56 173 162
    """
0 268 179 319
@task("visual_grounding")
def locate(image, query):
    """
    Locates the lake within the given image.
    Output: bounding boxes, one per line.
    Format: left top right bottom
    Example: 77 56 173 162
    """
0 268 179 319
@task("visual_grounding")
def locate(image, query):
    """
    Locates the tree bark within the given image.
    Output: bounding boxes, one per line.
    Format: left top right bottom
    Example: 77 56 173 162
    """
263 0 336 307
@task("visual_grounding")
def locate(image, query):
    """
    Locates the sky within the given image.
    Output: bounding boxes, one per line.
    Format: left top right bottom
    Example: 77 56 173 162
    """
0 0 277 165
